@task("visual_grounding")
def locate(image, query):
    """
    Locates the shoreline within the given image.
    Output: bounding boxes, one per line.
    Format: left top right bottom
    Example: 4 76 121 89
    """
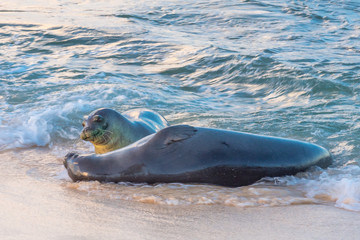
0 150 359 240
1 178 359 240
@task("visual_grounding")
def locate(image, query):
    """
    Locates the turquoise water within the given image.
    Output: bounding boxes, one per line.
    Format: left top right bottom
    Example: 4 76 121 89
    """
0 0 360 211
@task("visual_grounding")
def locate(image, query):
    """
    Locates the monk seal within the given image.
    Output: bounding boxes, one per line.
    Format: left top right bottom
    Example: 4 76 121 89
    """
65 125 332 187
80 108 169 154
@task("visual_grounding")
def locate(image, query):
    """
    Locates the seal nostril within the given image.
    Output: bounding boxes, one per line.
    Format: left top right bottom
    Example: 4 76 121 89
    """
80 132 87 140
80 128 92 140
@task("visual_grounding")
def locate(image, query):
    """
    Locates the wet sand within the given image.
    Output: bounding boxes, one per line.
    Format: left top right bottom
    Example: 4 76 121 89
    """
1 168 359 240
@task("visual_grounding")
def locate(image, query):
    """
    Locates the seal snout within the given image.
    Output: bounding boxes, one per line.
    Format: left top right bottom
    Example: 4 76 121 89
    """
80 127 101 141
80 127 91 140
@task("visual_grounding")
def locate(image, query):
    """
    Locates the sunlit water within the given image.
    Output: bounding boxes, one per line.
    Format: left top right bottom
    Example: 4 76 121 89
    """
1 0 360 214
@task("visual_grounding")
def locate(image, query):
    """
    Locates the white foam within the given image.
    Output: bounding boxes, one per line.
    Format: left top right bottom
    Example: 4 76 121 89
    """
0 90 110 151
303 166 360 211
0 115 50 150
0 102 80 150
274 165 360 211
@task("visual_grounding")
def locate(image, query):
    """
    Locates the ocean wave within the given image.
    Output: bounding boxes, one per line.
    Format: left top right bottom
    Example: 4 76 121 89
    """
0 99 96 151
0 116 50 150
273 165 360 211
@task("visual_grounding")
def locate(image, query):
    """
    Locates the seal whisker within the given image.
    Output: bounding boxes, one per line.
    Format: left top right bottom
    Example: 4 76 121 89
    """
101 133 111 144
70 138 81 146
95 134 108 145
103 129 114 134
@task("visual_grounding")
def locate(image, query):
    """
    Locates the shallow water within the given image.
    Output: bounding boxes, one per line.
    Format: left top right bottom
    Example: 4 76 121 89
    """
0 0 360 219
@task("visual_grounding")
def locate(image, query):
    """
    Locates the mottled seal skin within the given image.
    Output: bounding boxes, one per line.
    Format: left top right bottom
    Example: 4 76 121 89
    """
80 108 169 154
66 125 332 187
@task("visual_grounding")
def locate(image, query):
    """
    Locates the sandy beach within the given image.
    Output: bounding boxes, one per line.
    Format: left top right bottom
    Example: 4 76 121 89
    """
1 166 359 240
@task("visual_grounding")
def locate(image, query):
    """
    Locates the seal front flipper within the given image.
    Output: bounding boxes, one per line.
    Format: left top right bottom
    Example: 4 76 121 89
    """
147 125 197 149
63 152 83 181
64 152 79 169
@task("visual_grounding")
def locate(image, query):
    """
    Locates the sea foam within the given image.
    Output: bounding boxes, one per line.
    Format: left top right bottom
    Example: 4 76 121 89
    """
0 99 93 151
0 115 50 150
304 166 360 211
276 165 360 211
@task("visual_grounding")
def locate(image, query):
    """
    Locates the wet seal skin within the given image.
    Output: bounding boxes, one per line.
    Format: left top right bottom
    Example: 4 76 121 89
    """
80 108 169 154
65 125 332 187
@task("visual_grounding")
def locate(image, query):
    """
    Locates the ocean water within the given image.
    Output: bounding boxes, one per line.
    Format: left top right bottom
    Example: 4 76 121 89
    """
0 0 360 213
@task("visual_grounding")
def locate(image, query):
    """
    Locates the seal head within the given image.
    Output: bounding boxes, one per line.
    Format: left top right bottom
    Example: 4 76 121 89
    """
80 108 168 154
81 111 108 143
80 109 118 153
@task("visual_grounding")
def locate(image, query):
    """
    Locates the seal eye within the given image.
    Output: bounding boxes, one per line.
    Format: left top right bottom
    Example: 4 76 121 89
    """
93 115 103 122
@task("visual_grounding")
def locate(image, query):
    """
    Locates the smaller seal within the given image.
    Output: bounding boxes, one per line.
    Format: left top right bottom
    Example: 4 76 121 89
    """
80 108 169 154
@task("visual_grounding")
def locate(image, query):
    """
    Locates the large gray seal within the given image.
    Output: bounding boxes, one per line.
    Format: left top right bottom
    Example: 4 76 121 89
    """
80 108 169 154
65 125 332 187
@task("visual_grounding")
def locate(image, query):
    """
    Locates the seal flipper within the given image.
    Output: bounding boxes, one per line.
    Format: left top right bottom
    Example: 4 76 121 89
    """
147 125 197 149
64 152 78 168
